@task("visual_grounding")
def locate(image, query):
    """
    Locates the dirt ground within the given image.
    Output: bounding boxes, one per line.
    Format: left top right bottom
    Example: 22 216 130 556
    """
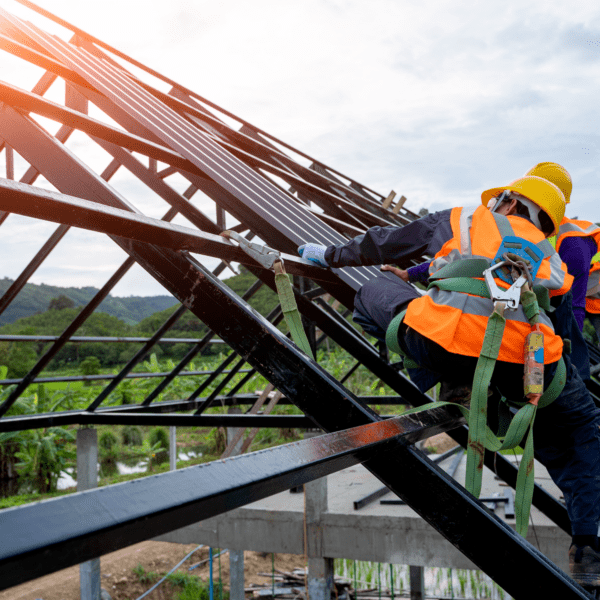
423 432 457 454
1 541 308 600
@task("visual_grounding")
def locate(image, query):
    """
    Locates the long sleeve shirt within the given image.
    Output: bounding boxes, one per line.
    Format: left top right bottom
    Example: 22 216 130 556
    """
407 262 431 285
558 236 597 331
324 209 453 269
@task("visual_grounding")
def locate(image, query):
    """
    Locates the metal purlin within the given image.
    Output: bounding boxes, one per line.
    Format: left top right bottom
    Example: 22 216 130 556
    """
0 10 380 293
11 1 402 213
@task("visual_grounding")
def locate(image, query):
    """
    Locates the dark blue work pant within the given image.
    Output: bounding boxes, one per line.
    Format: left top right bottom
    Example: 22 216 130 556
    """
354 275 600 536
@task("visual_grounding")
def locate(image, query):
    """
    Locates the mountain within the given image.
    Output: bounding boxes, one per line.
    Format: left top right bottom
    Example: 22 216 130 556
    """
0 278 179 326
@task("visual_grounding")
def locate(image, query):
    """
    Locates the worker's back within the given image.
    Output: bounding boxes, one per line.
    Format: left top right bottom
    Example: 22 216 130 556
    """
403 204 572 364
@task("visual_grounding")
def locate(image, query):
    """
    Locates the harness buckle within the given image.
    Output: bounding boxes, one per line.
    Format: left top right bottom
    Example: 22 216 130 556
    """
220 230 282 270
483 261 527 310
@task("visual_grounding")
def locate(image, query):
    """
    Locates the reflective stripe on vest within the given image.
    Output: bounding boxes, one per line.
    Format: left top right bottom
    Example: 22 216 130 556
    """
405 205 571 364
430 206 571 296
555 216 600 253
459 205 478 254
587 262 600 300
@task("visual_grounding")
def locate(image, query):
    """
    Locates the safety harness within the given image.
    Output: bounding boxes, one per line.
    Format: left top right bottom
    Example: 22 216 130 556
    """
221 231 314 360
386 234 567 537
223 227 566 536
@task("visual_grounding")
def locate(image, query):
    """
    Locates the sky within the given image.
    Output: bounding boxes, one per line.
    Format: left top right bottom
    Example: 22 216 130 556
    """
0 0 599 296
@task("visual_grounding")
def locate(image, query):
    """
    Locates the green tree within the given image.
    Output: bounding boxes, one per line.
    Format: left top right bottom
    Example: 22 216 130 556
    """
149 426 169 466
0 384 76 493
80 356 101 385
0 341 38 378
48 295 75 311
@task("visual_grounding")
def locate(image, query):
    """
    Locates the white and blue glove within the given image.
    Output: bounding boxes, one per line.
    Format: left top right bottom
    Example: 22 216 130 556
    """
298 243 329 268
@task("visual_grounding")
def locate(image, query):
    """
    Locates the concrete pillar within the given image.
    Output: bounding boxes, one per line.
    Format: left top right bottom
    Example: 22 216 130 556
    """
229 549 245 600
409 565 425 600
226 406 244 456
305 475 333 600
226 406 245 597
77 428 100 600
170 426 177 471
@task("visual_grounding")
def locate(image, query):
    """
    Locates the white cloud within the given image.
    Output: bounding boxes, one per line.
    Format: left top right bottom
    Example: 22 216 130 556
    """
1 0 600 296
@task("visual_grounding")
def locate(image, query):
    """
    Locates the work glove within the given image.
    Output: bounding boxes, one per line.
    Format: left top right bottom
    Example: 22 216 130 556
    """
298 243 329 268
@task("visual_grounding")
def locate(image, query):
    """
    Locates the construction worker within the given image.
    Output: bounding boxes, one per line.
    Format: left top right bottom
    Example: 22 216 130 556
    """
299 176 600 585
526 163 600 350
587 262 600 343
327 162 595 383
524 163 600 382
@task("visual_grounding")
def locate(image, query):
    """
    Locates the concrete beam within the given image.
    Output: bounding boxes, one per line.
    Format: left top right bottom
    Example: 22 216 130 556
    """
156 465 571 571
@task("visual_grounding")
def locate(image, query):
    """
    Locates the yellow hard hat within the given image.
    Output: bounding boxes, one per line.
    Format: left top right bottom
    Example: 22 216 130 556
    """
525 162 572 203
481 175 566 236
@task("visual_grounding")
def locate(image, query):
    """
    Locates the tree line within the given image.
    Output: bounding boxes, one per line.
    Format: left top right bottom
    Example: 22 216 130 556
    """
0 268 279 378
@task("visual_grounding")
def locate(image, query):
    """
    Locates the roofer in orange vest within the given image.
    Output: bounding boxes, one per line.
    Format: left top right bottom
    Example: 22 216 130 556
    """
299 175 600 586
528 163 600 354
587 261 600 341
525 163 600 382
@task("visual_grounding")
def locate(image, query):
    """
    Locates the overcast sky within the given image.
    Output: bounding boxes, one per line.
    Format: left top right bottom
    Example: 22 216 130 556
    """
1 0 599 297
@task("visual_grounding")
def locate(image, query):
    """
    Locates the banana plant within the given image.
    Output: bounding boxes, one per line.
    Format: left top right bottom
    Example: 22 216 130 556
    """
0 377 77 493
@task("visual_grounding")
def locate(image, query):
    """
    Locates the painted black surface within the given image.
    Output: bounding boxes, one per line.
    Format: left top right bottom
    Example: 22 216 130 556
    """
0 411 458 589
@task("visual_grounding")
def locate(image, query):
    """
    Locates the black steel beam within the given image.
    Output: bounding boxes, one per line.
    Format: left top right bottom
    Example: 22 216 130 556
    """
0 80 203 174
0 224 69 318
0 404 406 433
0 409 461 589
0 177 337 284
0 335 224 344
0 368 249 387
0 411 316 432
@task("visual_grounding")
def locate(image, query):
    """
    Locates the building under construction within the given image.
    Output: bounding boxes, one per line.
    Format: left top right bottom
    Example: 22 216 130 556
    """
0 2 599 599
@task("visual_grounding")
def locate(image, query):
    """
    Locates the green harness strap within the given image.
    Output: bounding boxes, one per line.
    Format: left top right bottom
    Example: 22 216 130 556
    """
396 356 565 536
273 261 315 360
219 230 314 360
386 309 419 369
386 264 566 536
428 258 552 312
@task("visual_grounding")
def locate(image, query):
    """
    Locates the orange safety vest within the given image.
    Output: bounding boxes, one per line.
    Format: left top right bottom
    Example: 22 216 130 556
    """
553 216 600 253
404 205 573 364
554 217 600 315
586 261 600 314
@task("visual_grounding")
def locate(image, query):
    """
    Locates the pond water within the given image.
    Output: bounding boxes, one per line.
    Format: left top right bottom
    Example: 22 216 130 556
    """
55 447 203 490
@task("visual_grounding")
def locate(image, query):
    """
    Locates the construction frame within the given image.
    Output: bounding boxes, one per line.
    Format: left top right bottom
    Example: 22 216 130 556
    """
0 2 596 598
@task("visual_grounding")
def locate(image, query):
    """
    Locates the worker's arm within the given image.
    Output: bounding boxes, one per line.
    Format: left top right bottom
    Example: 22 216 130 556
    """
323 209 453 268
380 261 432 284
558 237 597 331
